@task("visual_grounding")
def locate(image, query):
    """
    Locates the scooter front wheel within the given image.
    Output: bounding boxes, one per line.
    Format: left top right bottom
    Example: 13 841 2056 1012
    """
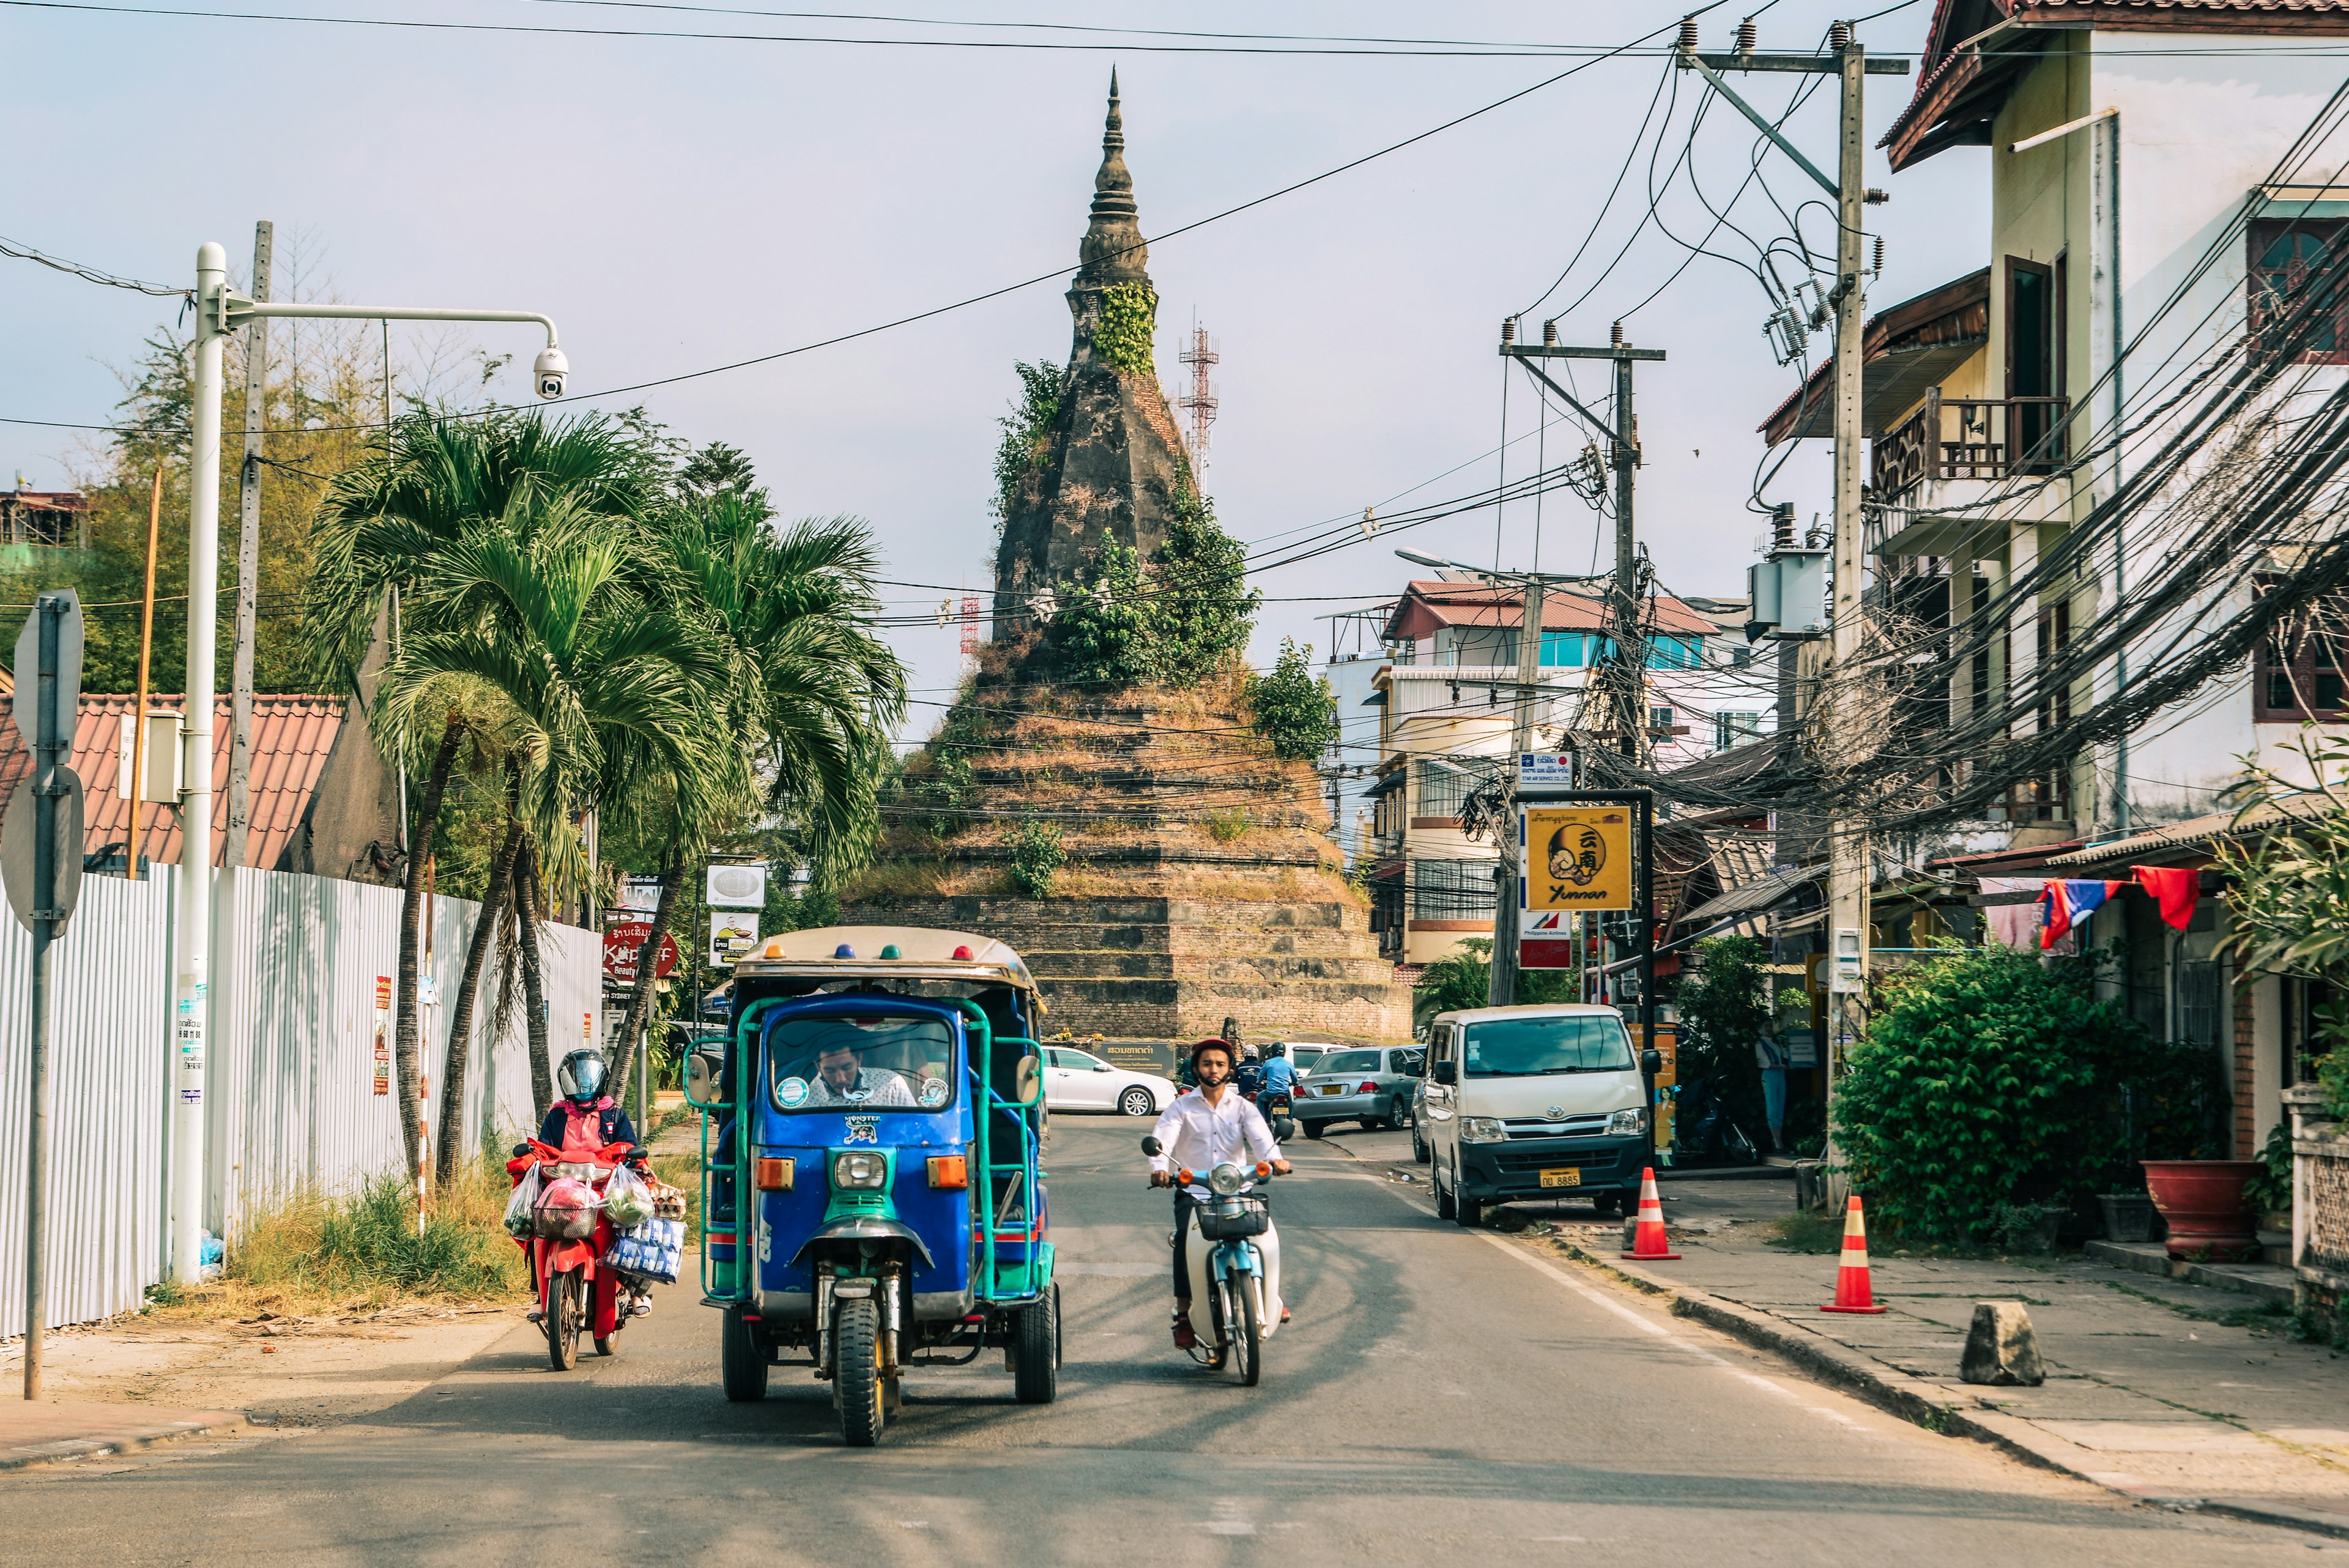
1233 1270 1263 1387
546 1269 583 1371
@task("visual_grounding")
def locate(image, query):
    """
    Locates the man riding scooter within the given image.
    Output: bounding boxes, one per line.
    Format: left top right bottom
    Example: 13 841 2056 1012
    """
1148 1038 1290 1348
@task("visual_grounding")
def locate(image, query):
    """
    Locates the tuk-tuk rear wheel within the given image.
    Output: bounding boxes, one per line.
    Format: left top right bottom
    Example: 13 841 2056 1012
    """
836 1296 885 1447
1012 1287 1058 1405
720 1304 768 1402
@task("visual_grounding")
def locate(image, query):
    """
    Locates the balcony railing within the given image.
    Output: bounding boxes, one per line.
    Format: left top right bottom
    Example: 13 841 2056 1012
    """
1871 390 2071 497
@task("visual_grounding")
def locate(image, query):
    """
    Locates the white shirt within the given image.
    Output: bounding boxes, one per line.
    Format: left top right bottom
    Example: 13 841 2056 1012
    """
1150 1087 1282 1196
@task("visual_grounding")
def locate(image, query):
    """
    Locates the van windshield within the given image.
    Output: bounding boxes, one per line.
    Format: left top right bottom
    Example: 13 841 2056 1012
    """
1461 1015 1634 1076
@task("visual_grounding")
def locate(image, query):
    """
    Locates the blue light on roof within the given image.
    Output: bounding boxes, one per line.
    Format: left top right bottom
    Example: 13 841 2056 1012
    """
834 943 856 959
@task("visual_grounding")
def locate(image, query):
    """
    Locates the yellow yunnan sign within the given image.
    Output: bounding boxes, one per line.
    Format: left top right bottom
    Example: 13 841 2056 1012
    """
1522 806 1634 912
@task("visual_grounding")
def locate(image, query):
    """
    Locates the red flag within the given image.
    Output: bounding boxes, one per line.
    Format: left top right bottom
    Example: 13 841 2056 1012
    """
2132 866 2200 931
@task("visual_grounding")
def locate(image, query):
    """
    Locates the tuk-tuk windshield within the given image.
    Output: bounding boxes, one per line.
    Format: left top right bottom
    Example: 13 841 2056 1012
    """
767 1013 958 1113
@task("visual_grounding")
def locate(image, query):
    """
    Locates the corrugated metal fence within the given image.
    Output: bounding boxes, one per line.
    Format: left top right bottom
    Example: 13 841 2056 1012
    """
1 866 603 1334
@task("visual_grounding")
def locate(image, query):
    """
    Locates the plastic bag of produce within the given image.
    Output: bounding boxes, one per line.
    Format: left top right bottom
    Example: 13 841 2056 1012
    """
534 1176 599 1239
604 1164 653 1227
503 1164 543 1238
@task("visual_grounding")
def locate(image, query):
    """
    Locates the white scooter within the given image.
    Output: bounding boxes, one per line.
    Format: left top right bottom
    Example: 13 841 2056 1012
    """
1143 1135 1284 1386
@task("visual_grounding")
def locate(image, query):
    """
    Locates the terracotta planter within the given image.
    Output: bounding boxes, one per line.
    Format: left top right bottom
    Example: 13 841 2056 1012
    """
2141 1160 2260 1261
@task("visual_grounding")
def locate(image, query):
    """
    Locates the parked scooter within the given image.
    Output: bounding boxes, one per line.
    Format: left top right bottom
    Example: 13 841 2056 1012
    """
507 1138 655 1370
1143 1134 1282 1387
1669 1077 1761 1168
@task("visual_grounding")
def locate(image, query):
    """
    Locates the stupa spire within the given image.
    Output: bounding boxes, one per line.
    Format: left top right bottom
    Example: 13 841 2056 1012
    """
1078 68 1148 286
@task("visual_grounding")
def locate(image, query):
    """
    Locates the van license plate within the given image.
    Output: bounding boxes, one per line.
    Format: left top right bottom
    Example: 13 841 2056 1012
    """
1538 1168 1581 1188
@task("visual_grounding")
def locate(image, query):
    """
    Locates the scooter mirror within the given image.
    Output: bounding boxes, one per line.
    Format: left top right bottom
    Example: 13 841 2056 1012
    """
511 1142 533 1158
1641 1049 1664 1077
1140 1135 1162 1157
1272 1117 1295 1143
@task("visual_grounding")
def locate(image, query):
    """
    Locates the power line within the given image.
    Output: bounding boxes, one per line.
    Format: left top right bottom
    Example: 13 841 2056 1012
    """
0 234 189 299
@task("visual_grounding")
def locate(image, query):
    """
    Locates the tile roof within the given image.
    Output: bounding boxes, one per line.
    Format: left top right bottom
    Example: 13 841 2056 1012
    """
0 693 349 869
1381 580 1720 641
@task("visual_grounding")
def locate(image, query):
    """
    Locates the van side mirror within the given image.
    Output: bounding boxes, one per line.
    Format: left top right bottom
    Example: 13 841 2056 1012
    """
685 1049 724 1107
1641 1049 1663 1077
1431 1060 1457 1086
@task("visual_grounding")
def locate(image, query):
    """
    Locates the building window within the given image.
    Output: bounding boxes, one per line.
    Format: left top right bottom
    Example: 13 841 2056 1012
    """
2173 961 2222 1051
1540 630 1586 667
1649 636 1704 669
2250 219 2349 364
2254 583 2349 721
1539 631 1703 669
1715 711 1763 749
1412 858 1496 920
1414 756 1492 818
1649 707 1676 732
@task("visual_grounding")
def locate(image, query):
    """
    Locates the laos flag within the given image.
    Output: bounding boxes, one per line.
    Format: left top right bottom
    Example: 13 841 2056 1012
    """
2040 880 2121 949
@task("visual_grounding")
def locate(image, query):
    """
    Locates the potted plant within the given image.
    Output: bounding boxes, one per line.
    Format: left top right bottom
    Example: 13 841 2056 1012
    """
2141 1159 2262 1260
2243 1121 2296 1259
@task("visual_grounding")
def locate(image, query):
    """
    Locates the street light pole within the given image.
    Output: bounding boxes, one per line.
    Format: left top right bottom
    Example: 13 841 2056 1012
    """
171 242 569 1282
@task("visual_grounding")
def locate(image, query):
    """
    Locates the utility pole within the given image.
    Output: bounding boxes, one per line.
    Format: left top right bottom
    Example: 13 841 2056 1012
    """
1494 327 1663 1009
1679 19 1909 1126
226 220 271 874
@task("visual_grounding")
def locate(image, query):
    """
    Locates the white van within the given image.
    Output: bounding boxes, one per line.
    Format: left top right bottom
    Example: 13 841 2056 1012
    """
1420 1005 1658 1227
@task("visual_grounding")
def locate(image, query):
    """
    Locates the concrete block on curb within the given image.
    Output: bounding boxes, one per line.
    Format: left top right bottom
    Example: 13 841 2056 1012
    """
1959 1301 2046 1386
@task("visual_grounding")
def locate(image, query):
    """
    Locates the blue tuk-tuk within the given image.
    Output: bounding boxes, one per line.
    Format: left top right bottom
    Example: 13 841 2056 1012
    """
682 925 1057 1446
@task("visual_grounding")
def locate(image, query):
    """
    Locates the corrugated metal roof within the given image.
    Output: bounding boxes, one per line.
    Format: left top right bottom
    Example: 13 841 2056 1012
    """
2039 795 2326 869
0 694 349 869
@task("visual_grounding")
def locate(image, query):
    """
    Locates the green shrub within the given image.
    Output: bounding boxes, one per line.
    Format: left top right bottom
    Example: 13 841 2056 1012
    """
1672 935 1770 1139
1047 491 1260 688
1411 936 1578 1035
1204 808 1250 842
990 359 1062 524
1008 814 1067 898
1247 638 1337 761
1834 946 2218 1246
1095 283 1157 377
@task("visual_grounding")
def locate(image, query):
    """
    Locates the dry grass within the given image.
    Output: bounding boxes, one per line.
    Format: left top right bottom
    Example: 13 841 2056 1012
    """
147 1157 530 1320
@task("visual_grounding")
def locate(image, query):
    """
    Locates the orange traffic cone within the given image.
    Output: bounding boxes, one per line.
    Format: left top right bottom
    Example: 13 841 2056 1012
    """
1819 1195 1888 1314
1620 1167 1681 1260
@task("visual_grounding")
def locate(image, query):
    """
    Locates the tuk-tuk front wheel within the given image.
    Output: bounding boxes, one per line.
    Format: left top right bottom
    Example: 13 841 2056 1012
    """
1012 1285 1059 1405
720 1304 768 1402
836 1296 885 1447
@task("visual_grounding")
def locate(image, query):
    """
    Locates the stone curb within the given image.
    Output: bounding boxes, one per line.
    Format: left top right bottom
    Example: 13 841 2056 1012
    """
1547 1239 2349 1543
0 1411 249 1473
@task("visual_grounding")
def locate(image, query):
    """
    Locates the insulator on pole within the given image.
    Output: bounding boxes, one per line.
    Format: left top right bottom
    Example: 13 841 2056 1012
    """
1830 20 1851 52
1542 319 1558 346
1677 15 1699 53
1736 17 1757 54
1501 316 1518 344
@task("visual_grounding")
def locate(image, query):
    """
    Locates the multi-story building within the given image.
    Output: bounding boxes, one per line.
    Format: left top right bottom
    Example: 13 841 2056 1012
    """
1362 577 1775 966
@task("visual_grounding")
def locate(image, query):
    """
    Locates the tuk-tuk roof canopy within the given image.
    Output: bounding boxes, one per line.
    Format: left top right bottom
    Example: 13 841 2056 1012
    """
737 924 1042 1003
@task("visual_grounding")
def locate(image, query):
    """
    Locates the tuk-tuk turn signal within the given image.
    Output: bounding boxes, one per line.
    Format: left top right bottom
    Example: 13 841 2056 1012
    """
927 1154 968 1189
754 1157 795 1191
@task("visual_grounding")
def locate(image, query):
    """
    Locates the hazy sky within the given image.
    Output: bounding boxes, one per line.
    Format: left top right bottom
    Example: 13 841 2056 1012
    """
4 1 1983 733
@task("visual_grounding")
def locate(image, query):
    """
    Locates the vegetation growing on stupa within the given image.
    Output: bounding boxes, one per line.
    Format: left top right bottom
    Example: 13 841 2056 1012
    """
1095 283 1159 377
1046 487 1258 686
990 359 1062 525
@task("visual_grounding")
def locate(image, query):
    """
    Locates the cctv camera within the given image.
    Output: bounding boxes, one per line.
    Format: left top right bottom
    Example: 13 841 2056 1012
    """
533 344 569 400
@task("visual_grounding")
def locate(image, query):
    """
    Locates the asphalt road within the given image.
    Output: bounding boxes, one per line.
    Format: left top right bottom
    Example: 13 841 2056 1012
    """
2 1118 2331 1567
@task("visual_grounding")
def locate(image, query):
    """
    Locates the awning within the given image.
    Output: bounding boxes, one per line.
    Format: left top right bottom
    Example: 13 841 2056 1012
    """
1672 862 1824 929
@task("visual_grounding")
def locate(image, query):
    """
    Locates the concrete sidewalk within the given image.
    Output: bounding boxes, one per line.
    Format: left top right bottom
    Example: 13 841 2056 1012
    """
0 1400 244 1471
1521 1174 2349 1541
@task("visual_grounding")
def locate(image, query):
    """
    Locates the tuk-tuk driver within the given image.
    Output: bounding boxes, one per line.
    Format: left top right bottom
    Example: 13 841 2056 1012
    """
808 1042 917 1107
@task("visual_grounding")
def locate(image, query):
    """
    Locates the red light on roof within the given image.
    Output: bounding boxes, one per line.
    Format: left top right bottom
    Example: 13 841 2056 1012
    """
952 945 974 960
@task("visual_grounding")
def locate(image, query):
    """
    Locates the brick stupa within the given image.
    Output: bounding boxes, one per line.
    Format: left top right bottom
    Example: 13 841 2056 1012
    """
847 78 1409 1045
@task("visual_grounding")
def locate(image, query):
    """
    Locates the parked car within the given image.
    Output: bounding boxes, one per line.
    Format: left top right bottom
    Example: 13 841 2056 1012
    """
1042 1046 1174 1117
1295 1046 1424 1137
1409 1074 1433 1163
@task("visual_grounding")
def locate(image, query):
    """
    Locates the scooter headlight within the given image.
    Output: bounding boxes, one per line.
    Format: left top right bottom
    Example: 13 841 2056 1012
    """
832 1151 887 1189
1208 1162 1246 1195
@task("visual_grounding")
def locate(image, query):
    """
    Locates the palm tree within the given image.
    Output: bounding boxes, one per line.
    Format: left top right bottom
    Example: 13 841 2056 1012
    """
306 411 659 1184
604 486 906 1103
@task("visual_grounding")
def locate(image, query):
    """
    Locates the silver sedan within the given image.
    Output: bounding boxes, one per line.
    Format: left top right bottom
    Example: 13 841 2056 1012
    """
1294 1046 1425 1137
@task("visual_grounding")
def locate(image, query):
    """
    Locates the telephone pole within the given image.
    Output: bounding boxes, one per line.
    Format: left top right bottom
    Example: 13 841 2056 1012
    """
226 220 270 874
1495 325 1662 1009
1678 19 1908 1110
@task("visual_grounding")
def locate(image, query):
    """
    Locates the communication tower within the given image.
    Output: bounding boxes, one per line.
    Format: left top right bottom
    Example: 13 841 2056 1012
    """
960 591 982 656
1178 319 1219 485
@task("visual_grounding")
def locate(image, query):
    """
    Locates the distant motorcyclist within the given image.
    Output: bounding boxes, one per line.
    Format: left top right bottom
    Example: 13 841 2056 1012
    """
1258 1044 1296 1102
539 1049 640 1154
1149 1038 1290 1348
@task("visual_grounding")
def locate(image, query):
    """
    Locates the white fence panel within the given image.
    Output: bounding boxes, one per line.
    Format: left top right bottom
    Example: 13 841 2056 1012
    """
0 872 174 1334
4 864 604 1333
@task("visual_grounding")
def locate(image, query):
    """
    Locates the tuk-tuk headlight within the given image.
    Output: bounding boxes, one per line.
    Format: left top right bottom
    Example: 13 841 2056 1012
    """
832 1151 887 1189
1460 1117 1506 1143
1608 1107 1648 1136
1207 1162 1245 1195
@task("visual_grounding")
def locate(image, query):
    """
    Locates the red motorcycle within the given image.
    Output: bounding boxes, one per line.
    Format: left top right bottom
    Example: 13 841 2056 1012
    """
507 1138 651 1370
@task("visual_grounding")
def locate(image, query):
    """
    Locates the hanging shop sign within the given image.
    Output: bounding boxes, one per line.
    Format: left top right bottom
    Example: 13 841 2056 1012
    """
1520 805 1635 913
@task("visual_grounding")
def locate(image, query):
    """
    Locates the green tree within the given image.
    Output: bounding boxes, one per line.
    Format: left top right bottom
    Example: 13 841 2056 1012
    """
1412 937 1578 1035
990 360 1062 524
1246 638 1336 760
2215 729 2349 1116
1672 935 1770 1139
1045 489 1258 686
